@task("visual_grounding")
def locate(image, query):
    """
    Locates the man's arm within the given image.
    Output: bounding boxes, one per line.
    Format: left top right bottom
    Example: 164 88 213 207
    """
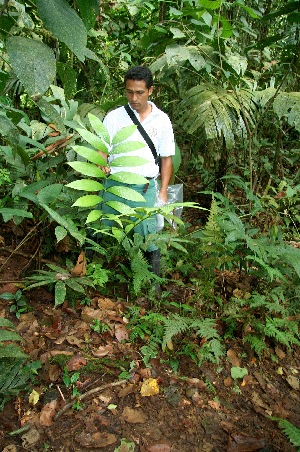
159 156 173 203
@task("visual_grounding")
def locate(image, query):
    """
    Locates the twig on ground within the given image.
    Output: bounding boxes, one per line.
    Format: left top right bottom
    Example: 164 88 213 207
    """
54 379 127 420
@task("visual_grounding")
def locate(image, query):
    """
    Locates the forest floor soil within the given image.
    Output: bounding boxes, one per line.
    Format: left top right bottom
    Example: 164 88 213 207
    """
0 219 299 452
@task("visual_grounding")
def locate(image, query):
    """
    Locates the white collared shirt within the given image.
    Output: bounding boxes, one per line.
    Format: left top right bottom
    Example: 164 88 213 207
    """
103 101 175 177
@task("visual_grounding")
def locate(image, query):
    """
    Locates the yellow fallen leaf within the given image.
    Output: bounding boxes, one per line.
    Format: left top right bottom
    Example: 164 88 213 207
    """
28 389 39 405
140 378 159 397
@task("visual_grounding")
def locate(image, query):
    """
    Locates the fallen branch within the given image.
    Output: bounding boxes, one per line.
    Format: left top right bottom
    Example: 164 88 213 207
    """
54 379 127 420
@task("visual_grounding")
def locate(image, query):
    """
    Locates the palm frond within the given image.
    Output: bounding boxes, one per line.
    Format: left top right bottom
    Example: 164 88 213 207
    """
177 83 257 146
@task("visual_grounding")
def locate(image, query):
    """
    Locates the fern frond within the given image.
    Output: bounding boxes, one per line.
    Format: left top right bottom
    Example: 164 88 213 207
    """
162 314 191 350
130 249 154 294
244 334 267 356
275 418 300 448
191 318 220 340
197 338 224 365
264 318 300 348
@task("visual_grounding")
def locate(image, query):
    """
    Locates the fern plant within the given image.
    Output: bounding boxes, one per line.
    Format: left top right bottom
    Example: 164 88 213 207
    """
273 418 300 450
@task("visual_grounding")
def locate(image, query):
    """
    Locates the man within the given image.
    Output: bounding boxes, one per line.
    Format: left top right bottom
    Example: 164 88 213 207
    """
100 66 175 277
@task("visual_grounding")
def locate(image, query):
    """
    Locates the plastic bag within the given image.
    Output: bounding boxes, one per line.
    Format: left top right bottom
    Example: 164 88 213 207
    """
155 183 184 232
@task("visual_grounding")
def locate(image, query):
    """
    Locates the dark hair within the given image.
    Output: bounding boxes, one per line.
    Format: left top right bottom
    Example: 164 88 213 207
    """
124 66 153 89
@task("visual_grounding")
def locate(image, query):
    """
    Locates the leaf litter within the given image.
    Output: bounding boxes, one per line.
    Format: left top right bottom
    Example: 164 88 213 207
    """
0 253 299 451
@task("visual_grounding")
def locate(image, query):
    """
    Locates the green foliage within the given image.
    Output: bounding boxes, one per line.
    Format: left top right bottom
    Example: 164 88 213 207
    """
24 262 94 307
177 84 257 148
0 318 38 410
274 418 300 449
0 290 29 319
90 319 111 334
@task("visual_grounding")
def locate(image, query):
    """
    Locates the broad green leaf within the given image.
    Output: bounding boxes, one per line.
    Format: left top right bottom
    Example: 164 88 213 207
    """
188 47 206 71
37 0 87 62
55 226 67 243
50 84 65 102
112 125 137 145
105 201 135 215
40 203 85 244
37 184 63 205
169 241 188 253
86 210 103 223
64 278 86 293
68 162 105 178
0 331 23 343
76 128 108 154
107 186 146 202
111 227 125 242
75 0 98 30
72 195 102 207
38 98 66 134
66 179 104 191
112 141 145 154
0 318 15 328
88 113 110 143
72 145 107 165
199 0 223 9
55 280 66 307
235 2 262 19
0 208 33 223
108 172 148 185
110 156 149 167
231 366 248 379
170 27 185 38
0 345 27 359
6 37 56 96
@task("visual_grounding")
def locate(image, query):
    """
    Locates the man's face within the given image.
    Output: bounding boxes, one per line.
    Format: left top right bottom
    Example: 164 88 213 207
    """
125 79 153 113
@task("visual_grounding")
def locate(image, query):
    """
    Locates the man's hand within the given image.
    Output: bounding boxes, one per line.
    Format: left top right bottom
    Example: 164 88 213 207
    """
159 156 173 204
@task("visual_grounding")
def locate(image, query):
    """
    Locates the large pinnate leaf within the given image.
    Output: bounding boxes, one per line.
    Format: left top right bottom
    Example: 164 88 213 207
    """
36 0 87 62
6 37 56 96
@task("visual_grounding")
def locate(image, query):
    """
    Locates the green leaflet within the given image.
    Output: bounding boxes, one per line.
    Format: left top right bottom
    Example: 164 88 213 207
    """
112 141 145 154
105 201 135 215
75 130 108 154
72 145 107 165
72 194 102 207
88 113 110 144
55 280 66 306
68 161 105 178
112 125 137 145
108 172 148 185
107 186 146 203
110 156 149 167
66 179 104 191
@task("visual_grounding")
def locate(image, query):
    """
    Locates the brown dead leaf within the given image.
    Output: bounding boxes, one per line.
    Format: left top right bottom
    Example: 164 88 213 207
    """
76 431 117 448
81 307 104 323
71 251 86 276
48 364 61 382
275 346 286 360
227 349 241 367
114 323 129 342
97 297 116 310
39 400 59 426
148 445 171 452
92 344 114 357
66 335 84 347
120 406 148 423
208 399 221 410
66 355 87 371
251 391 269 410
228 434 266 452
286 375 299 390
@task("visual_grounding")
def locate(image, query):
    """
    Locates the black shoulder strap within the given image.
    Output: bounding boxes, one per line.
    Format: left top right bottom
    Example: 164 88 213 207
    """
124 104 160 165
